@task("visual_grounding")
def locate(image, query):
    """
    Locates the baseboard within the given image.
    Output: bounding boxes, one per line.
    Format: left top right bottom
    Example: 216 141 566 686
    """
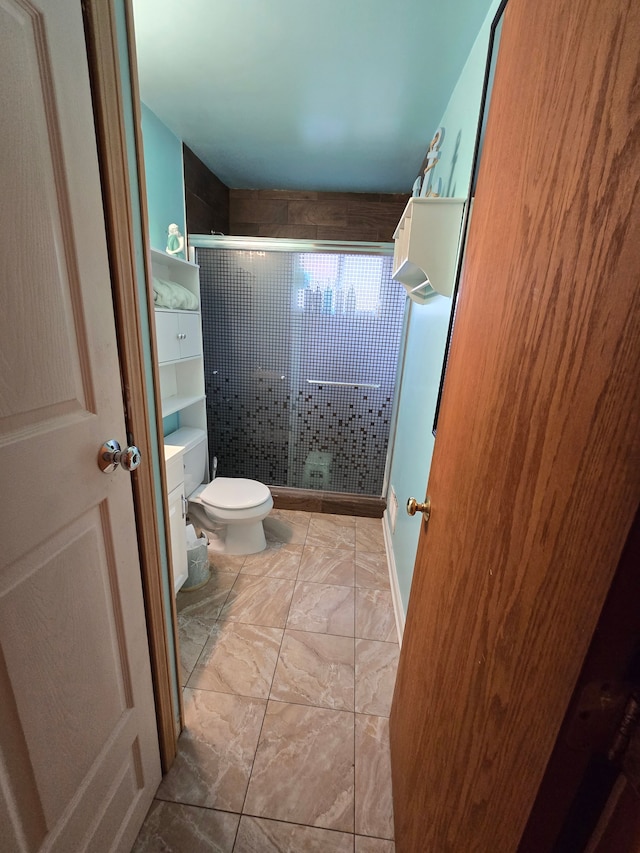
383 510 405 645
270 486 385 518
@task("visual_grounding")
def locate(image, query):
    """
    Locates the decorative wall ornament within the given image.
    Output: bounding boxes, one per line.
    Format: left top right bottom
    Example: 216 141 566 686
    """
419 126 445 198
166 223 185 257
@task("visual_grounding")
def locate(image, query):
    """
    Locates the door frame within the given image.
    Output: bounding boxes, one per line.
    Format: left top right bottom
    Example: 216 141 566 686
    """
82 0 182 771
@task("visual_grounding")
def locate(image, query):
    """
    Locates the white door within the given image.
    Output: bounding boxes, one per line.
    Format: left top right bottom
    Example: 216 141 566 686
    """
0 2 161 852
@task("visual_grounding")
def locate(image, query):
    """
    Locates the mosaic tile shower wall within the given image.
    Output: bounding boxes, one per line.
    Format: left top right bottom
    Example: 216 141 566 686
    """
197 247 406 496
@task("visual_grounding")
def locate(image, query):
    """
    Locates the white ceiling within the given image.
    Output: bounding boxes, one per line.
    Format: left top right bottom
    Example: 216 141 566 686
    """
131 0 493 194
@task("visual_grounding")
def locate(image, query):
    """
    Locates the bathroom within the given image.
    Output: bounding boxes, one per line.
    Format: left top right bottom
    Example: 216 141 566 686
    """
130 0 503 848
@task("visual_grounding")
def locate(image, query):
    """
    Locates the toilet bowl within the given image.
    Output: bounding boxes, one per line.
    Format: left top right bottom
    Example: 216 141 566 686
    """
189 477 273 555
164 427 273 556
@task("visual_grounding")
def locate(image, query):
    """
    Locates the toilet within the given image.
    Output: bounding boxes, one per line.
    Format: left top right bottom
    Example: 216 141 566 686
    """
164 428 273 555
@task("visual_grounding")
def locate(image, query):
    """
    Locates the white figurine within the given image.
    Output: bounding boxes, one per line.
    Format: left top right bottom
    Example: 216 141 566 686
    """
166 223 185 256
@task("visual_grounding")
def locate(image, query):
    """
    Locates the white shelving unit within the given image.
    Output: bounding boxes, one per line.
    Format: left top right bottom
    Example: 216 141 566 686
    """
392 198 465 304
151 248 207 431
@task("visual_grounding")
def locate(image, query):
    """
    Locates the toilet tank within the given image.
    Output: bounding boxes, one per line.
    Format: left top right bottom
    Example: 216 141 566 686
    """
164 428 208 497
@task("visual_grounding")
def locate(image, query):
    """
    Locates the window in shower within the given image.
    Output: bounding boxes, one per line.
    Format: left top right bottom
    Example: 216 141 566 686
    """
197 243 406 496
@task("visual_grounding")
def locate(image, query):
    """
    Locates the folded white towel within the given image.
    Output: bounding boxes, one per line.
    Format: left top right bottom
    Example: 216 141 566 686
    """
153 277 199 310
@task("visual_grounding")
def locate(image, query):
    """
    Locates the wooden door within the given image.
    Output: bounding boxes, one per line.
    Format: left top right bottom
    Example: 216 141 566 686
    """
389 0 640 851
0 1 161 851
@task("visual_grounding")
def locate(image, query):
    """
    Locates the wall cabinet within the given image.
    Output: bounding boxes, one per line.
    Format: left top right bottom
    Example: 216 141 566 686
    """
155 311 202 363
151 248 206 431
392 198 465 304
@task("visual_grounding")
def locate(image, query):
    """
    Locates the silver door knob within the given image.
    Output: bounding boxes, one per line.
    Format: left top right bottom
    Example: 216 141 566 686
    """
407 496 431 521
98 439 142 473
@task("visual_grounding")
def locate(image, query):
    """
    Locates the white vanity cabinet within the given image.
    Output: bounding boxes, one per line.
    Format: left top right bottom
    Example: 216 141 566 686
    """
151 248 207 431
164 444 188 593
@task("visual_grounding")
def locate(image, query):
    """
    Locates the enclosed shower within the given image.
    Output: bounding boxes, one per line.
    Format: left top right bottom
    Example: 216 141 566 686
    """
192 237 406 498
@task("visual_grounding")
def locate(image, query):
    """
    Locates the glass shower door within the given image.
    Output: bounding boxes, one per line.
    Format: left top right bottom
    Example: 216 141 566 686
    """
196 241 405 496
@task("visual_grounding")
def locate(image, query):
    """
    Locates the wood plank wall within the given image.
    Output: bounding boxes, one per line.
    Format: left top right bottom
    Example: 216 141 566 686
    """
229 189 409 242
183 145 230 235
182 146 409 242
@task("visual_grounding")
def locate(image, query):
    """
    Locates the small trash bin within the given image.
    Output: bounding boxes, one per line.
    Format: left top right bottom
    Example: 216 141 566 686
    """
183 524 210 590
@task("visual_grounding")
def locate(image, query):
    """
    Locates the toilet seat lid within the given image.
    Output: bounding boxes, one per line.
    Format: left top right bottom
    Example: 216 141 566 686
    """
200 477 271 510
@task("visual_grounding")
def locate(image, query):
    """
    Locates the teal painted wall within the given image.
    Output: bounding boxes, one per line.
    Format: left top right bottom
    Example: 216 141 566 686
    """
386 0 502 613
115 4 181 725
140 102 186 253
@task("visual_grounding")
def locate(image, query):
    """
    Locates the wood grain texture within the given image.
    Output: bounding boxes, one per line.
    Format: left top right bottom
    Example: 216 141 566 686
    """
229 189 408 242
271 487 385 518
389 0 640 851
84 0 181 770
183 145 229 235
520 511 640 849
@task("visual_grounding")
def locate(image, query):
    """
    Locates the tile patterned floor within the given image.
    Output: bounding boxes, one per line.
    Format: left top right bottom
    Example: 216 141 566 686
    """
133 511 398 853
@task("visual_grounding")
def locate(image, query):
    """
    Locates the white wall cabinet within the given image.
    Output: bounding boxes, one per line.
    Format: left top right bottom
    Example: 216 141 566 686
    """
392 198 465 304
155 311 202 363
151 248 207 431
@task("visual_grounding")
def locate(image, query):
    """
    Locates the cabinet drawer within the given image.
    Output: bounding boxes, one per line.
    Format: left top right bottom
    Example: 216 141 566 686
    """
164 445 184 493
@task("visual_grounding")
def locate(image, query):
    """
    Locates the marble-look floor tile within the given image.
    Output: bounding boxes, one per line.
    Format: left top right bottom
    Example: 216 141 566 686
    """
306 516 356 550
177 615 211 686
355 518 385 553
311 513 356 525
187 622 283 699
355 552 391 590
241 544 303 580
219 575 295 628
287 582 355 637
355 714 394 840
263 510 311 546
270 629 354 711
355 589 397 643
355 640 399 717
234 815 354 853
207 549 247 572
156 688 266 811
244 700 355 832
132 799 239 853
355 836 396 853
177 571 237 622
298 546 355 586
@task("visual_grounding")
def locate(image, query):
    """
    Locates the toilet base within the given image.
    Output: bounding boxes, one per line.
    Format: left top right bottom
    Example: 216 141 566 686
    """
224 521 267 555
187 501 268 556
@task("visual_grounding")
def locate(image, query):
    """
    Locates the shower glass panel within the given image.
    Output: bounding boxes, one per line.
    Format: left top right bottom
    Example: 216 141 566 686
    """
195 240 406 496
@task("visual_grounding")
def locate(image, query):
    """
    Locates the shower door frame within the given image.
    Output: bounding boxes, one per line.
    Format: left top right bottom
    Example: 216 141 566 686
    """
189 234 404 499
